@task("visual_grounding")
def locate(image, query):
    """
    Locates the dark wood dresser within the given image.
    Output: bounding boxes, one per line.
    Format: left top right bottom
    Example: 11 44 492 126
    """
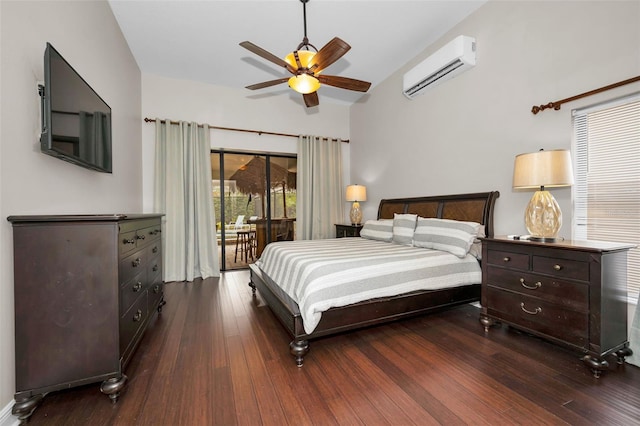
7 214 164 422
480 236 634 377
335 223 363 238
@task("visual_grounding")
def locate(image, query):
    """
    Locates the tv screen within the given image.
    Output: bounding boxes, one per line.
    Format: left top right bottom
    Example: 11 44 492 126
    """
40 43 112 173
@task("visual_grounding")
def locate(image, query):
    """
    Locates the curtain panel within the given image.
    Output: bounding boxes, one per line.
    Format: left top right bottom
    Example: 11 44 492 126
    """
296 135 344 240
154 119 220 282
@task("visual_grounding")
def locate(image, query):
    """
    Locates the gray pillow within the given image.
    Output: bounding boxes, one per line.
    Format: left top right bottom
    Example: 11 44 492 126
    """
360 219 393 242
413 218 483 258
392 213 417 246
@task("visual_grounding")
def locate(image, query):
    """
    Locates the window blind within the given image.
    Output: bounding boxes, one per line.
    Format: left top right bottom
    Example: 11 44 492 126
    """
573 94 640 302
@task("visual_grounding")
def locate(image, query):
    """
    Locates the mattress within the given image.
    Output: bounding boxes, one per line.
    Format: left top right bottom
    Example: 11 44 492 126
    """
255 238 481 333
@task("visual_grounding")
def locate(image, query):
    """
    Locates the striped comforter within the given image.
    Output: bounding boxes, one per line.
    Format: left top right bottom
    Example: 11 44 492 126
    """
254 238 481 334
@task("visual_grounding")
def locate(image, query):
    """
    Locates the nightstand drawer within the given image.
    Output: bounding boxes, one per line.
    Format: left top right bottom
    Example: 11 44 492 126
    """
335 224 363 238
486 249 529 270
485 287 588 348
486 267 588 312
533 255 589 281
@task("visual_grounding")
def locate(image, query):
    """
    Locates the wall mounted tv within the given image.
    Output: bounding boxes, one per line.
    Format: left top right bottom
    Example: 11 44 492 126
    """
39 43 112 173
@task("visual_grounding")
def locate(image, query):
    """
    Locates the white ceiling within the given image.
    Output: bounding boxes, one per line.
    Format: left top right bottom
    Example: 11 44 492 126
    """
108 0 487 106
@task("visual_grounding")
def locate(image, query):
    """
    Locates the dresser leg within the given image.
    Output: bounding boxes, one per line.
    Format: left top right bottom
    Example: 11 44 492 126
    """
100 374 128 403
615 346 633 365
12 393 44 424
249 280 257 295
479 314 498 333
582 355 609 378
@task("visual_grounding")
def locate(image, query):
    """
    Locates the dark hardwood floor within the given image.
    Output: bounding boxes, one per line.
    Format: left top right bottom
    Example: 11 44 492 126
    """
27 271 640 425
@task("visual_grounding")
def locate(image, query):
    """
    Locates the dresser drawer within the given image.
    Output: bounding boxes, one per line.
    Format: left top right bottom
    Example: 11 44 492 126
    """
120 292 148 354
140 225 162 244
148 240 161 258
120 250 148 285
486 249 529 270
148 277 164 311
485 267 589 312
119 230 138 255
485 287 588 348
532 255 589 281
121 271 146 312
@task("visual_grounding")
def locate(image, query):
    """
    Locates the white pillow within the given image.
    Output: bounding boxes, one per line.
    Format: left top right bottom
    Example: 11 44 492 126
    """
413 218 483 258
360 219 393 242
392 213 417 246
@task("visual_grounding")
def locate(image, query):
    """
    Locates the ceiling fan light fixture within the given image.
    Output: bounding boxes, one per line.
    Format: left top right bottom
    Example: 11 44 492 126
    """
284 50 316 69
288 74 320 94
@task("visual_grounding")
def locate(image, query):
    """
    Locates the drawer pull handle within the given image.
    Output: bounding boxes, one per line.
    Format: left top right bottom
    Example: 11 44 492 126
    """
520 278 541 290
123 238 135 245
150 229 160 235
136 234 146 241
503 257 511 262
520 302 542 315
153 284 161 293
553 264 562 271
152 264 159 272
133 282 142 292
152 246 158 254
132 258 141 267
133 309 143 322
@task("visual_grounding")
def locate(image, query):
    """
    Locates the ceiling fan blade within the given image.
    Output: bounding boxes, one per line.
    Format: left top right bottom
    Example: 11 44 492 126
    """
240 41 295 74
303 92 319 108
317 75 371 92
245 78 290 90
309 37 351 73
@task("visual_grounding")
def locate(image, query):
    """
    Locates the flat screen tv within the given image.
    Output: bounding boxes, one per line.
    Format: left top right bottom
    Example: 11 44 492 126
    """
39 43 112 173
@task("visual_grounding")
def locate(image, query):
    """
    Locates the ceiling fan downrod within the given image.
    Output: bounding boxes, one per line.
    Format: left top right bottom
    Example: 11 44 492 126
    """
297 0 317 52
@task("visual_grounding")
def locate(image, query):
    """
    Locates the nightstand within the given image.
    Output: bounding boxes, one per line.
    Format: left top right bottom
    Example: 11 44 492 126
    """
335 224 363 238
480 236 635 378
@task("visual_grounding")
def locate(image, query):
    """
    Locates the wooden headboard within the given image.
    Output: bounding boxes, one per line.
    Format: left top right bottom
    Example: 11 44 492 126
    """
377 191 500 238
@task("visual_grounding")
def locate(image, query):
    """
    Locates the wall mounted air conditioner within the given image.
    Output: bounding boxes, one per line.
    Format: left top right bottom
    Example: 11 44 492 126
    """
403 35 476 99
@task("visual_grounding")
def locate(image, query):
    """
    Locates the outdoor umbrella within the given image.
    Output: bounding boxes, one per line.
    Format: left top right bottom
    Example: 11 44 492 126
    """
229 156 289 217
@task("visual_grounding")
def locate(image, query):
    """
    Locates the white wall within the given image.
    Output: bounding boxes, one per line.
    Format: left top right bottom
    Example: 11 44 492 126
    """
0 0 141 416
350 0 640 236
140 74 351 214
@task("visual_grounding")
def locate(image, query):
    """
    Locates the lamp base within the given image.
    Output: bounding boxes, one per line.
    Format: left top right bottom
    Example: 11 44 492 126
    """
524 190 562 241
349 201 362 225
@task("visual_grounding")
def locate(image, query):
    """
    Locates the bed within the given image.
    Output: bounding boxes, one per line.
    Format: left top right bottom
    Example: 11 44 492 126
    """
249 191 499 366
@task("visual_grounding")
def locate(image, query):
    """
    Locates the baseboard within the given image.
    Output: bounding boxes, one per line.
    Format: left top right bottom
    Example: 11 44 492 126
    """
0 400 19 426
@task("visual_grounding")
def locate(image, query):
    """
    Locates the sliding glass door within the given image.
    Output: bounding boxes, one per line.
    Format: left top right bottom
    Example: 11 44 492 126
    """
211 151 296 271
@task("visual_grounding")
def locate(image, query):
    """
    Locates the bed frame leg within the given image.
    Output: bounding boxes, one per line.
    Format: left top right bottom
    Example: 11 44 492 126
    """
248 281 256 295
289 339 309 367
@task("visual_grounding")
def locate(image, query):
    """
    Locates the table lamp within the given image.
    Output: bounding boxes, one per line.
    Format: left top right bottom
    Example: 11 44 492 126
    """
346 184 367 225
513 149 574 242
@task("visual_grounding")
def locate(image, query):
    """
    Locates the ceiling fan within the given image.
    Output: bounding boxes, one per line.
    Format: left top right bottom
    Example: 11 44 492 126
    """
239 0 371 108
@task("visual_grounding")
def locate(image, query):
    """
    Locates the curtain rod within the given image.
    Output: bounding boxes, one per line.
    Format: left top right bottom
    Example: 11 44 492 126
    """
531 75 640 114
143 117 349 143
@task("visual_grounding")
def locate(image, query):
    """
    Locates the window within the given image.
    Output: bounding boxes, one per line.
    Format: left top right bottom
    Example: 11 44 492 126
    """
572 94 640 302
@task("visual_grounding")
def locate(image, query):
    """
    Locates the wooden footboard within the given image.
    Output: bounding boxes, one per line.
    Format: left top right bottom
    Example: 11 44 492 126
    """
249 190 499 366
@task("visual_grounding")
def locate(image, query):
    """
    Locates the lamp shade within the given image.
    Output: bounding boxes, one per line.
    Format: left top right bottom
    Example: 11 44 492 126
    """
346 185 367 202
285 51 321 94
288 74 320 94
284 50 316 69
513 149 574 189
